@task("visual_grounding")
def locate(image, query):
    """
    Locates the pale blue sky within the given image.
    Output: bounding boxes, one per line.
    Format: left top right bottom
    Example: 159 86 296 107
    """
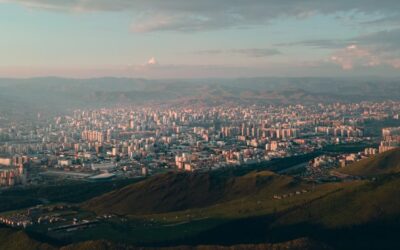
0 1 399 78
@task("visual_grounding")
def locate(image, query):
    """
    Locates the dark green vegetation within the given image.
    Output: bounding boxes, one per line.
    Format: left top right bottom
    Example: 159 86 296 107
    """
0 196 41 214
2 149 400 249
363 119 400 137
0 225 328 250
58 237 330 250
0 178 143 213
84 170 305 215
0 226 54 250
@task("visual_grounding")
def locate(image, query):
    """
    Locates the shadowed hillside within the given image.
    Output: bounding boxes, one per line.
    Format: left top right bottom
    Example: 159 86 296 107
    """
60 237 329 250
83 171 302 215
274 174 400 228
0 228 329 250
0 227 54 250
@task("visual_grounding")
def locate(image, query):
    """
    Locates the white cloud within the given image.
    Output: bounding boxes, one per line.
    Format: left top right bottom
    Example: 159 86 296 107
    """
329 44 400 70
146 57 158 66
275 28 400 71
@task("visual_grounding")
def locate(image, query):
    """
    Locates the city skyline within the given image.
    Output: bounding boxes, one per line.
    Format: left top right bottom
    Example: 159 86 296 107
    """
1 0 400 78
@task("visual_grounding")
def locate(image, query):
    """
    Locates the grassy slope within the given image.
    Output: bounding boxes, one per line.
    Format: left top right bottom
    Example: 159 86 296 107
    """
137 176 351 223
83 170 317 216
339 148 400 176
79 151 400 248
83 152 323 216
274 174 400 228
76 171 354 246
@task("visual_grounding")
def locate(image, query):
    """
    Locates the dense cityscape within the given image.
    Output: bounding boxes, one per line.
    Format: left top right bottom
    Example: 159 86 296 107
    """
1 101 399 188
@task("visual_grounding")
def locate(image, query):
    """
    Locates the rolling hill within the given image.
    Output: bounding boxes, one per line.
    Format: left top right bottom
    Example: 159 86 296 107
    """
3 149 400 249
78 150 400 249
339 148 400 176
83 170 307 215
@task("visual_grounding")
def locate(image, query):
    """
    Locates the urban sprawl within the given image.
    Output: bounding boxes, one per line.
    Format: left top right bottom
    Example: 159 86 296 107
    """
1 101 400 189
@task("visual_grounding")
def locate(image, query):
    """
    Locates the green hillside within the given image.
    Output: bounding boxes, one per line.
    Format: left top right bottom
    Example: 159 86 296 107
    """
339 148 400 176
275 174 400 228
83 170 312 216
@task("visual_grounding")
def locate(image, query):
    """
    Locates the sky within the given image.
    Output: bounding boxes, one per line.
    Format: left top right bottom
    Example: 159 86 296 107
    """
0 0 400 78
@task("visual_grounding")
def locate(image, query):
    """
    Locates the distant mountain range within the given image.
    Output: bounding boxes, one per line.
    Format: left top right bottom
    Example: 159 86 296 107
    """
1 77 400 116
